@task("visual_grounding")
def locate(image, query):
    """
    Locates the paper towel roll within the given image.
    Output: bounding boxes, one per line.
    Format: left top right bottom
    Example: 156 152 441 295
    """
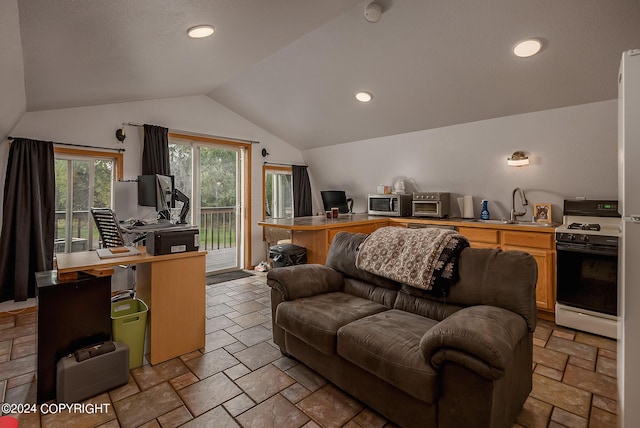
463 195 474 218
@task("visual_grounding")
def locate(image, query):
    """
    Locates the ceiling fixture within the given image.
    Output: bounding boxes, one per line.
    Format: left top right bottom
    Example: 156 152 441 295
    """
355 91 373 102
507 151 530 167
513 39 542 58
364 2 382 23
187 25 215 39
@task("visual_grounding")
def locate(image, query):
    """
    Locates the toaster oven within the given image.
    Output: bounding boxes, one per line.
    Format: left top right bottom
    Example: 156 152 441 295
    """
412 192 450 218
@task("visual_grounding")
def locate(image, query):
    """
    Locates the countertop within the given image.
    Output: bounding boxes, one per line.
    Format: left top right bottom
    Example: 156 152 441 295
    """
258 213 389 230
258 214 560 233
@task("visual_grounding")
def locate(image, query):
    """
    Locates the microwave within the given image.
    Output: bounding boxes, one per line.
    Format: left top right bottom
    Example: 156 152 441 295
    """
412 192 450 218
368 193 412 217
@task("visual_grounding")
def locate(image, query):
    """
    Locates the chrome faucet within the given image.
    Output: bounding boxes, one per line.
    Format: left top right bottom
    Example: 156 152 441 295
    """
510 188 528 221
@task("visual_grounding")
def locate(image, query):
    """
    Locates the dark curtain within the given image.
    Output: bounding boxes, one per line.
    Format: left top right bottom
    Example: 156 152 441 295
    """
292 165 312 217
142 124 170 175
0 138 55 302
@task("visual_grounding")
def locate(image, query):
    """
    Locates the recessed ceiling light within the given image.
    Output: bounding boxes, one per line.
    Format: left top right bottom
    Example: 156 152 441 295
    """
513 39 542 58
188 25 215 39
355 91 373 102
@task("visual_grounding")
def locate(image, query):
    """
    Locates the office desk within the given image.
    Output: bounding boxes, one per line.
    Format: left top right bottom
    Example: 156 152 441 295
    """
56 249 207 365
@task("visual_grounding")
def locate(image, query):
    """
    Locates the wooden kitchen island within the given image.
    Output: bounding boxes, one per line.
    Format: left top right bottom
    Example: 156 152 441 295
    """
259 214 389 264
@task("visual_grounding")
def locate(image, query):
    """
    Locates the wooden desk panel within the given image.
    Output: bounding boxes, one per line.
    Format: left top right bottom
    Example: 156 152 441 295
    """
135 253 206 364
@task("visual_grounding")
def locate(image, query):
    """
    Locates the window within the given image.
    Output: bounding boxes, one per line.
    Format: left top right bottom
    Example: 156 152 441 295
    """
263 166 293 219
54 148 123 253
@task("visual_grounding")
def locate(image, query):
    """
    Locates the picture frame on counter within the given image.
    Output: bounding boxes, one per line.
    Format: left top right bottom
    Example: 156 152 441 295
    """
533 203 552 223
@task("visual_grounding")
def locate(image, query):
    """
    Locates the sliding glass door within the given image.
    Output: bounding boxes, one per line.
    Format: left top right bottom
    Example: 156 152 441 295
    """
169 138 245 274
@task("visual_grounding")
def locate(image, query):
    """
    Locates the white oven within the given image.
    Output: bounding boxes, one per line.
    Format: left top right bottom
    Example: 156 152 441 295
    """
555 200 620 339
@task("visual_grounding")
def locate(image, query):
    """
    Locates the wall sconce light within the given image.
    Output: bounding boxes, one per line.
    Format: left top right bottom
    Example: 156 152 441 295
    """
507 151 529 167
115 127 126 142
261 148 270 158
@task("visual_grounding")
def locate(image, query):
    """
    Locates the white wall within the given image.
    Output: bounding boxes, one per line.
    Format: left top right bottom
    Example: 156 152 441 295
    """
4 96 619 261
8 95 305 265
0 0 27 225
303 100 618 223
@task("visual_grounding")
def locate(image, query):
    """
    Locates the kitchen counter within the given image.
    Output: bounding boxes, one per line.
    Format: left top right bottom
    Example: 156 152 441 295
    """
259 214 559 232
388 217 560 232
258 214 558 263
258 214 558 316
259 213 389 230
259 214 389 263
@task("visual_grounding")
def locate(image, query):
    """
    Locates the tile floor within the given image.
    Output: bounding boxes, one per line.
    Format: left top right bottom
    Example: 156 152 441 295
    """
0 272 618 427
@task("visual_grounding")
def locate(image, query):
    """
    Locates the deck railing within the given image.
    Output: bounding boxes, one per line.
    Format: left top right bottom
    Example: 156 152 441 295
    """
55 207 237 252
54 210 90 253
200 206 237 250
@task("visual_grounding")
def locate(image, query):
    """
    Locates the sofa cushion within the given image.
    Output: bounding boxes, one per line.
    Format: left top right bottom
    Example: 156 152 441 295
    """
337 309 440 403
393 289 462 321
276 292 389 355
344 277 397 308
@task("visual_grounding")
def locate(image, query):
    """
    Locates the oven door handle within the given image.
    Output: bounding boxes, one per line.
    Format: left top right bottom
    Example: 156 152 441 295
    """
556 242 618 256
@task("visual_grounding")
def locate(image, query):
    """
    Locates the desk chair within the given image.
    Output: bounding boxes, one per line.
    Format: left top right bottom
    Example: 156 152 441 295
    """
91 208 127 248
90 208 135 301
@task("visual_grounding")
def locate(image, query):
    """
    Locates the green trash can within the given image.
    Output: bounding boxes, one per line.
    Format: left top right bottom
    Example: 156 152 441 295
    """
111 298 148 369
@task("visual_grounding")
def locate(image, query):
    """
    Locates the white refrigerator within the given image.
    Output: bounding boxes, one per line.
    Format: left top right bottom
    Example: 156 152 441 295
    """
618 49 640 427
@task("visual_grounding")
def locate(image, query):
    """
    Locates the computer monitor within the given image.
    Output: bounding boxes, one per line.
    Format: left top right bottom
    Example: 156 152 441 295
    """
155 175 174 220
138 174 174 220
321 190 353 214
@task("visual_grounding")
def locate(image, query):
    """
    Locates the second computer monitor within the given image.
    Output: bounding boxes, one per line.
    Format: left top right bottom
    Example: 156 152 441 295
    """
321 190 352 214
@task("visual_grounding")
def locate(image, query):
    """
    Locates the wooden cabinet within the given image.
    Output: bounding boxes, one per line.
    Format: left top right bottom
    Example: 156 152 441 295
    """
503 231 556 312
457 227 501 249
502 230 554 250
291 229 327 264
327 223 385 246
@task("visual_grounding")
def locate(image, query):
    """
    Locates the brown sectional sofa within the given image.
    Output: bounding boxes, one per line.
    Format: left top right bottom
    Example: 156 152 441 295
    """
267 231 538 428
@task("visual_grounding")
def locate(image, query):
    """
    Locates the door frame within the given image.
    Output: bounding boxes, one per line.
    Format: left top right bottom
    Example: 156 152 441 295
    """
169 132 252 270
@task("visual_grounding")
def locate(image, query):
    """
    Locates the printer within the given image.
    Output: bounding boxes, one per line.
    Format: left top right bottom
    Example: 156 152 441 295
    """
146 227 200 256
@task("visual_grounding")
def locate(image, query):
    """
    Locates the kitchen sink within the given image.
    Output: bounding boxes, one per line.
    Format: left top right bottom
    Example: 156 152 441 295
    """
509 220 559 228
461 219 558 228
462 219 511 224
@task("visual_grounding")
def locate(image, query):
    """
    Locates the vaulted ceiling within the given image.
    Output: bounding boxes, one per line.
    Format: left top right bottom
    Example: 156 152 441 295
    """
16 0 640 149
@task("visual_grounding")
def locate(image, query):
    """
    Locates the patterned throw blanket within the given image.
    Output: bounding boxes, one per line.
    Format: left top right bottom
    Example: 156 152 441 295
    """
355 226 469 296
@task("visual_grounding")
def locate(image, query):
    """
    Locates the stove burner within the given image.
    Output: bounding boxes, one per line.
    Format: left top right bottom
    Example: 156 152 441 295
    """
568 222 601 231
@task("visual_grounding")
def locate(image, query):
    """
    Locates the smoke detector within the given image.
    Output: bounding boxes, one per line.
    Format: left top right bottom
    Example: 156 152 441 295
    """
364 2 382 23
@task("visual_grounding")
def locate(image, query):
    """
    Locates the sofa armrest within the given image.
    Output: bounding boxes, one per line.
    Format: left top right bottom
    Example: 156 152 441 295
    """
267 264 344 301
419 305 528 380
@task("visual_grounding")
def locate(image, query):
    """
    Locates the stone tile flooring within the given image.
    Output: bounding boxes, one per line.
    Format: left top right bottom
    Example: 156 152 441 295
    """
0 271 617 427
